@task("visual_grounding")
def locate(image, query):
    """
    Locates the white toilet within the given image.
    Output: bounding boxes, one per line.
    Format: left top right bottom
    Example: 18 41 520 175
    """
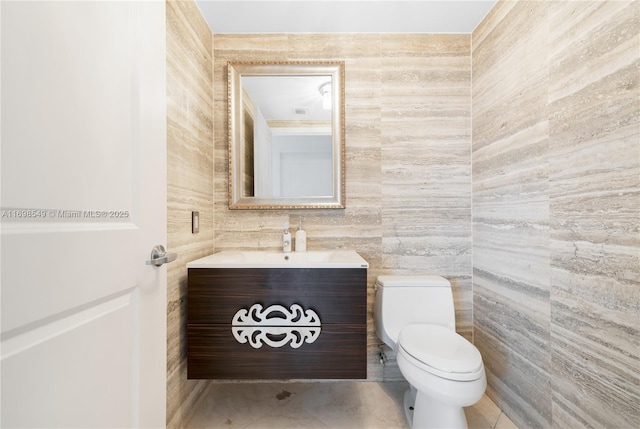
374 275 487 429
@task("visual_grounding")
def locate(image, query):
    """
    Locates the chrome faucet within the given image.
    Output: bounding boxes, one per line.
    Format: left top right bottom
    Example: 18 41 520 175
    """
282 222 292 252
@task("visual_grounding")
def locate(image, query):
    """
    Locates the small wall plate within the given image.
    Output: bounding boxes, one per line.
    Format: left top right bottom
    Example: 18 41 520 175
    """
192 211 199 234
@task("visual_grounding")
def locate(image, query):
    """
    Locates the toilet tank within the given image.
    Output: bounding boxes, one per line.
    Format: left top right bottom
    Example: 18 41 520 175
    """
374 275 456 349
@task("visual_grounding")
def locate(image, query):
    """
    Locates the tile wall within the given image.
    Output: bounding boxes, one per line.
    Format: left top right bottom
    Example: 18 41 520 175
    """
166 0 214 427
472 1 639 428
548 1 639 427
212 34 472 380
472 1 552 426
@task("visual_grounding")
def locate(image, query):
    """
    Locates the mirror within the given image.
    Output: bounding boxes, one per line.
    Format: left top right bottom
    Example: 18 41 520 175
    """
228 61 345 209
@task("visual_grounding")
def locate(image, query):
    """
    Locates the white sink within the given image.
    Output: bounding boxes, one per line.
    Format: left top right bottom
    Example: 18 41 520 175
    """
187 250 369 269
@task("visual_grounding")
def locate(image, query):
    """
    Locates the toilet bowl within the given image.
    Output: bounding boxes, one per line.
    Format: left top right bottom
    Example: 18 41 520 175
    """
397 324 486 428
374 276 487 429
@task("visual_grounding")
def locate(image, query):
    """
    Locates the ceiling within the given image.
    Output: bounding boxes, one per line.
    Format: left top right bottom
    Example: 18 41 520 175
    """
243 75 333 122
195 0 498 34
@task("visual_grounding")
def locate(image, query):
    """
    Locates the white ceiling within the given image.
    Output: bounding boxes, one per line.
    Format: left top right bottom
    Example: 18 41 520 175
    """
195 0 497 34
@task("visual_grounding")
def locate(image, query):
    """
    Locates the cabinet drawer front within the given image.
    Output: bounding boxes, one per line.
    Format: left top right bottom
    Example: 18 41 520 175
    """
187 324 367 380
188 268 366 325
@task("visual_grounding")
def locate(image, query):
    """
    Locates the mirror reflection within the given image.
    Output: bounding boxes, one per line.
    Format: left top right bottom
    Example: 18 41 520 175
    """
228 62 345 210
242 75 333 198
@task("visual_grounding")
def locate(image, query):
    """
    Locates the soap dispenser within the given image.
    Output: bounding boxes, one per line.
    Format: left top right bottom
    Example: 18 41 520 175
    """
283 222 292 253
295 218 307 252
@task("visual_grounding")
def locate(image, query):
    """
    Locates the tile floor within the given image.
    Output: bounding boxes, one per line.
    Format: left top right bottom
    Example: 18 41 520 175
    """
185 381 519 429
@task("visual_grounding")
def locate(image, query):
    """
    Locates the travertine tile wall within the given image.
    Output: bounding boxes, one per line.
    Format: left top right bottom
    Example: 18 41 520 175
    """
472 1 639 428
472 1 551 426
213 34 472 380
166 0 214 427
548 1 639 427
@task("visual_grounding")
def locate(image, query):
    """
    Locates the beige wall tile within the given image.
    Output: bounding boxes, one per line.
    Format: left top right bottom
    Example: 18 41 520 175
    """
548 1 640 428
166 0 214 427
473 0 639 428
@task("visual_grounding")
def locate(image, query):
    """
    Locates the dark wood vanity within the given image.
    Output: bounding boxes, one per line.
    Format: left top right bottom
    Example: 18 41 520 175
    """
187 267 367 379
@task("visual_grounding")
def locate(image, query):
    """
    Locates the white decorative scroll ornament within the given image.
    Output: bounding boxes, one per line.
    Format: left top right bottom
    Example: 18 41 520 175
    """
231 304 321 349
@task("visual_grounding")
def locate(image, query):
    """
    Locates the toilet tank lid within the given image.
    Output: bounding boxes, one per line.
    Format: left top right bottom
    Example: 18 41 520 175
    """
376 275 450 287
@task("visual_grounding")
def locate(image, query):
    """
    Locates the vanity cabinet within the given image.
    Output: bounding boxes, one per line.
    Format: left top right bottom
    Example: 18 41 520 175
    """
187 268 367 379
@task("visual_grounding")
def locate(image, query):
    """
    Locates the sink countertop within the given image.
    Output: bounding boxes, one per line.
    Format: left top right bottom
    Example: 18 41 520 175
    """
187 250 369 269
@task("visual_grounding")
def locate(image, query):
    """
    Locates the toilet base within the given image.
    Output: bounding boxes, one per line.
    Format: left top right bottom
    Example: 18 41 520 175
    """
403 386 468 429
403 387 416 427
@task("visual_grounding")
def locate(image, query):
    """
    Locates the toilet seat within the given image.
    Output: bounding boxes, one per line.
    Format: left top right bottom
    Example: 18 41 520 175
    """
398 324 484 382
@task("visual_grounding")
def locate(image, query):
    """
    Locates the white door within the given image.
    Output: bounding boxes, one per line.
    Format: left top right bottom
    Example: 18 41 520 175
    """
1 2 167 428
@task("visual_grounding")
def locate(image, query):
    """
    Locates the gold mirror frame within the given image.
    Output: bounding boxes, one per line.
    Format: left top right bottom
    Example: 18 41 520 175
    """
228 61 345 210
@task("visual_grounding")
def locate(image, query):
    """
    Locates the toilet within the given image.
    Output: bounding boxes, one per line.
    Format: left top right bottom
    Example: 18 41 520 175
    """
374 275 486 429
